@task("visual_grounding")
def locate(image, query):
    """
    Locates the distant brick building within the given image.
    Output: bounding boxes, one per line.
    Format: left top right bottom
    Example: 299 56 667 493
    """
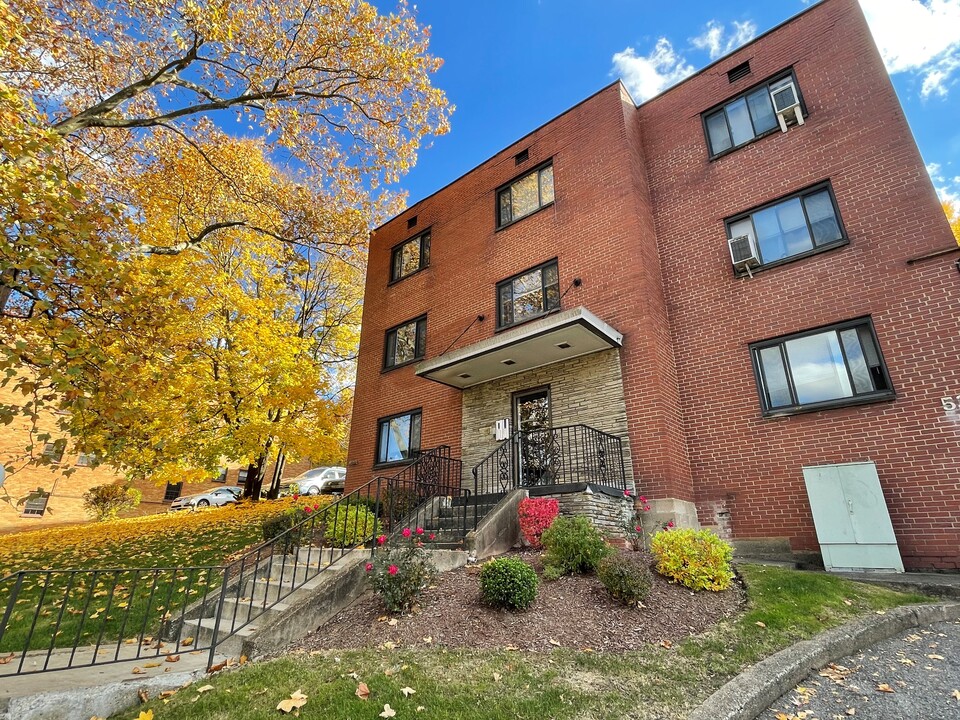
0 373 313 533
346 0 960 570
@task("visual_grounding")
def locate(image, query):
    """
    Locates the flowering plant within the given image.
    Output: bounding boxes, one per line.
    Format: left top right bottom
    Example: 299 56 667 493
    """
367 527 437 613
517 497 559 549
623 495 652 551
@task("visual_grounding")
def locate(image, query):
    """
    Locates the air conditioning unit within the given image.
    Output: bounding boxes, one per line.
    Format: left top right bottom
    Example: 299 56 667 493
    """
729 234 760 277
770 80 804 132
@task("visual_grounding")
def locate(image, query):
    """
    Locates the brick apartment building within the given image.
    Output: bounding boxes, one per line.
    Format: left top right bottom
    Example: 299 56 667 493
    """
346 0 960 570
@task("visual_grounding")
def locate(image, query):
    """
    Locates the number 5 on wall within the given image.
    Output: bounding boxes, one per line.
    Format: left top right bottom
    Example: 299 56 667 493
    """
942 397 959 412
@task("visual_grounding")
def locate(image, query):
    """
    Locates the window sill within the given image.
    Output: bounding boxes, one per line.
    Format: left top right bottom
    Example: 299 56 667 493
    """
382 357 425 373
734 239 849 278
761 392 896 418
495 201 555 233
373 459 417 471
388 266 429 286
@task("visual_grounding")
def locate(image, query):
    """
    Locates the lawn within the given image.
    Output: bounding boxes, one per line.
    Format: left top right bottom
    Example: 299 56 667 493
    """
0 497 324 653
128 565 928 720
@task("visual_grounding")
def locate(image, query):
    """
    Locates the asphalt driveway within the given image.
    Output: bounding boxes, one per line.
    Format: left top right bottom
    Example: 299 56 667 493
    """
765 620 960 720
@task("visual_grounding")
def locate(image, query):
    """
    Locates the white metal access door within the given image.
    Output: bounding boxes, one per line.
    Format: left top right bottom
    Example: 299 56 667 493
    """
801 461 904 573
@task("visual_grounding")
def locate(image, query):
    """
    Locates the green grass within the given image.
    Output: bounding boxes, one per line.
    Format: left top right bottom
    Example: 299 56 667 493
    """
126 565 929 720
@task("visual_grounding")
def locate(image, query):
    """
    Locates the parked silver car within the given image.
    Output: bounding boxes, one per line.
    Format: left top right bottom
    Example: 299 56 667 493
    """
287 467 346 495
169 485 243 511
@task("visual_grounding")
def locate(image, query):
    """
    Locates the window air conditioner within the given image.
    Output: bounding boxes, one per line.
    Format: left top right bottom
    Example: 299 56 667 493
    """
729 234 760 277
770 80 804 132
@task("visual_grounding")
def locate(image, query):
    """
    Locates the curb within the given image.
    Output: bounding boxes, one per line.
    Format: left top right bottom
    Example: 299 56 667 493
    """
688 601 960 720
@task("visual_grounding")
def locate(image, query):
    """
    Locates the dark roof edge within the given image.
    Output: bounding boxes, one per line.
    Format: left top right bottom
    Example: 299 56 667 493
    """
375 0 832 234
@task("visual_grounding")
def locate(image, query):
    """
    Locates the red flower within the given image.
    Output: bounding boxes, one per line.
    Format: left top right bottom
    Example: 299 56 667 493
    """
304 506 312 514
667 520 675 528
635 526 643 533
313 503 320 510
292 493 300 500
643 504 651 512
377 534 387 545
428 533 436 541
388 565 398 575
638 495 647 504
401 528 412 538
415 527 424 535
365 563 373 572
623 489 632 497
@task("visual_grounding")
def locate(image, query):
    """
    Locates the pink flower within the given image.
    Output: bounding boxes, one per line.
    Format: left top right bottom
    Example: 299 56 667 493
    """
667 520 675 529
635 526 643 533
402 528 412 538
415 527 424 535
623 489 632 497
313 503 320 510
304 506 312 514
428 533 436 541
388 565 398 575
643 504 651 512
365 562 373 572
638 495 647 504
377 534 387 545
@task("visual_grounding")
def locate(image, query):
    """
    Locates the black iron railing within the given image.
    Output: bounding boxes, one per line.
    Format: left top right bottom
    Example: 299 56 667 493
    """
0 447 467 677
472 424 627 496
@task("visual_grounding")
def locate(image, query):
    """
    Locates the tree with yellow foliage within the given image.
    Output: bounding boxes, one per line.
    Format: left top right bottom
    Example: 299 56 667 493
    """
944 201 960 246
0 0 449 490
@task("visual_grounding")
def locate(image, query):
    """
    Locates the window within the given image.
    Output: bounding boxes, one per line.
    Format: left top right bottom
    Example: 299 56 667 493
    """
390 231 430 282
213 468 227 483
727 184 845 270
163 482 183 502
237 469 248 485
75 453 98 467
751 318 893 415
704 71 800 157
376 410 421 465
497 162 554 228
384 316 427 369
41 439 66 463
497 260 560 329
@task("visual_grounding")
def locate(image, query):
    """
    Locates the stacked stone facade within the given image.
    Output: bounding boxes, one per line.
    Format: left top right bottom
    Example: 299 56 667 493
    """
347 0 960 569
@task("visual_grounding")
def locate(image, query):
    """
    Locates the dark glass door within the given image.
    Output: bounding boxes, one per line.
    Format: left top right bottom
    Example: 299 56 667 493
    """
513 387 553 486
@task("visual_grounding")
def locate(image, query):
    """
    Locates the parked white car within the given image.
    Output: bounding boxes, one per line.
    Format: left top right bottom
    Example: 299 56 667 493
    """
169 485 243 511
287 467 346 495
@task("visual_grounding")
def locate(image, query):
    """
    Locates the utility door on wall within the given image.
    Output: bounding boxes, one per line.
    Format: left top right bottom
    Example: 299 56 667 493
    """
513 386 552 486
802 462 904 573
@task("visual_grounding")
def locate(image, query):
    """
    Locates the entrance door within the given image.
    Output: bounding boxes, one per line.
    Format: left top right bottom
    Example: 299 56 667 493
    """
513 387 553 486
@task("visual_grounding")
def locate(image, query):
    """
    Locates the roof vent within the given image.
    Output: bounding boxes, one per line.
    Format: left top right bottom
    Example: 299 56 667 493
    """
555 342 571 349
514 149 529 165
727 61 751 83
501 359 516 366
407 215 418 229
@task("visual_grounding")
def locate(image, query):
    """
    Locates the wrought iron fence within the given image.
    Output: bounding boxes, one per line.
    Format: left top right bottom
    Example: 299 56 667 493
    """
0 447 469 677
471 424 627 496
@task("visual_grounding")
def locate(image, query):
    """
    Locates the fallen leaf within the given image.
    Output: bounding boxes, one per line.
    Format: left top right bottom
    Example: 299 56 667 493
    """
143 662 162 668
165 654 181 663
416 706 425 712
209 660 227 672
277 690 308 714
548 639 561 647
928 654 945 660
131 666 146 675
356 682 370 700
401 686 416 697
755 621 766 628
137 689 149 704
387 618 398 626
846 709 856 716
952 689 960 702
196 685 214 693
159 690 178 699
876 683 895 693
659 640 672 649
380 704 396 718
382 641 397 650
181 637 194 647
0 653 15 665
137 712 153 720
493 673 502 682
504 645 519 651
843 599 853 606
422 636 432 644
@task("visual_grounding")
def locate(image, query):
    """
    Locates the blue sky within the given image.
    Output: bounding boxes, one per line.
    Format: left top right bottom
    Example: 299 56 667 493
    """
397 0 960 209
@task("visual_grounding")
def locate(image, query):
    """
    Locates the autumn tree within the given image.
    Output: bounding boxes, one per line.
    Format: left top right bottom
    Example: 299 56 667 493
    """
944 201 960 246
1 0 449 487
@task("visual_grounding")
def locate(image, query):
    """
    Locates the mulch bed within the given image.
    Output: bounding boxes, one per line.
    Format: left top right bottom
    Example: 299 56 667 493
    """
292 550 746 654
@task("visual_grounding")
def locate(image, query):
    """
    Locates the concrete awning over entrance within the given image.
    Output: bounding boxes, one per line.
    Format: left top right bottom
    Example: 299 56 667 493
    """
415 306 623 389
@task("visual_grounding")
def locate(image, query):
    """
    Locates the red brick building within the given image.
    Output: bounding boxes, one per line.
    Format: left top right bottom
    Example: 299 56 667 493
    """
346 0 960 570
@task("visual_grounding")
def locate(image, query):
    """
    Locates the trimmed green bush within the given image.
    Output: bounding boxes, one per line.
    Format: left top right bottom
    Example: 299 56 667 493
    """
540 515 611 577
479 556 539 610
597 552 653 605
650 527 734 591
325 504 381 547
261 509 309 552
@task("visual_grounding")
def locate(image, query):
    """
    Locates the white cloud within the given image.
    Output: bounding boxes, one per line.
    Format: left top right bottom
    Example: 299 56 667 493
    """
691 20 758 60
860 0 960 98
926 161 960 205
612 38 696 102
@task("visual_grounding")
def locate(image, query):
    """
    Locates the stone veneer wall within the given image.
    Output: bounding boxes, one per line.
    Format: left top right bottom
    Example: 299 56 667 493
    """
538 489 633 540
460 349 634 488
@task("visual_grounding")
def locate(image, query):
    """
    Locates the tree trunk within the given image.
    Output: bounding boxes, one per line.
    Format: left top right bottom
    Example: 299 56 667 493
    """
266 448 286 500
244 437 273 502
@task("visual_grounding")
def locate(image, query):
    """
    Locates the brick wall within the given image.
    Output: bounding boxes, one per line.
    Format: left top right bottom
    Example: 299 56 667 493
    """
637 0 960 568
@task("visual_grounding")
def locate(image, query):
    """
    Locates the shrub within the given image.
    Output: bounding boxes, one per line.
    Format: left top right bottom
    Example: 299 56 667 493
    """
325 504 381 547
650 527 734 592
598 552 653 605
517 497 559 549
82 483 142 521
261 509 311 552
479 556 539 610
368 530 437 613
540 516 611 577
